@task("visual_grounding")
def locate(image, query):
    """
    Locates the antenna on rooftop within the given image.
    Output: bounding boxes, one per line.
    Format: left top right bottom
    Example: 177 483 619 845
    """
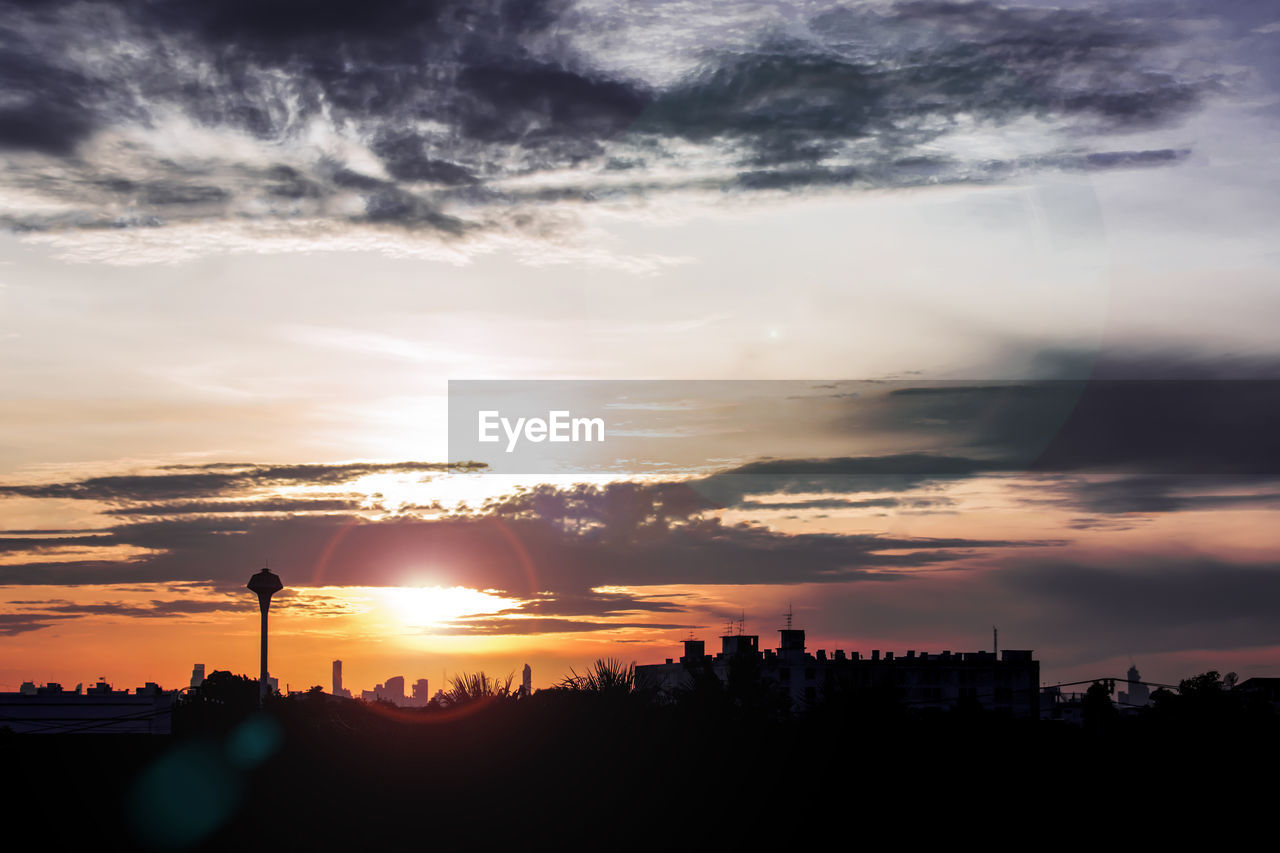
993 625 998 656
785 602 793 631
738 609 745 635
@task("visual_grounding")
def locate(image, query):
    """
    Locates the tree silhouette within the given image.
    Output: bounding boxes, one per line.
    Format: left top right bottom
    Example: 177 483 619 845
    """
174 670 261 733
559 658 635 696
1082 680 1119 729
1147 669 1246 727
1179 670 1231 697
189 670 260 708
445 671 514 706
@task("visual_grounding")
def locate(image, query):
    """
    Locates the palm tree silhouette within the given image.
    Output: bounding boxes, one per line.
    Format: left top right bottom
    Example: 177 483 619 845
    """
444 671 514 706
559 658 635 695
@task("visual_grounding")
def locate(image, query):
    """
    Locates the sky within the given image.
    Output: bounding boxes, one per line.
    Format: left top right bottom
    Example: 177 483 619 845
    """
2 0 1279 695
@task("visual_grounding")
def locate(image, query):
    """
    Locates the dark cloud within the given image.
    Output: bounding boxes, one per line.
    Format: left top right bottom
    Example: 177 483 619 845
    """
777 378 1280 478
494 590 688 618
739 497 951 511
0 502 1034 590
633 1 1212 188
682 377 1280 515
454 62 649 147
0 0 1226 237
0 461 467 502
1077 148 1189 170
1030 345 1280 380
435 616 690 636
0 596 266 635
769 550 1280 670
709 453 1000 478
0 48 99 155
150 0 458 46
29 599 245 618
1025 381 1280 474
886 352 1280 477
1063 516 1142 532
688 453 1001 509
994 555 1280 661
0 613 79 636
104 497 369 516
372 135 480 185
0 534 114 553
479 481 716 529
0 529 113 536
467 352 1280 495
130 182 230 207
1039 474 1280 515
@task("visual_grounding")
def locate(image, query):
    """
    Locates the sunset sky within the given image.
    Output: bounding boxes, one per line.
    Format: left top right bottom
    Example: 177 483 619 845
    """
2 0 1279 696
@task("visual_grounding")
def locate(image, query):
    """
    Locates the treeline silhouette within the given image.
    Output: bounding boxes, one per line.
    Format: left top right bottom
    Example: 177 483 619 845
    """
4 662 1276 850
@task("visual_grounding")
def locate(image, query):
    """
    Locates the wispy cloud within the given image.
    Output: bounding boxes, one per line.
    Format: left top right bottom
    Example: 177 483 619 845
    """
0 0 1232 260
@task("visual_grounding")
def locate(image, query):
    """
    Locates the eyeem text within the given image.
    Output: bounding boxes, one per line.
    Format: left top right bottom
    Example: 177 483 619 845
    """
478 411 606 452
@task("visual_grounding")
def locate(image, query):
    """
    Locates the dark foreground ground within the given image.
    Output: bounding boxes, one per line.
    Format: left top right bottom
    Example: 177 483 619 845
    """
5 678 1276 850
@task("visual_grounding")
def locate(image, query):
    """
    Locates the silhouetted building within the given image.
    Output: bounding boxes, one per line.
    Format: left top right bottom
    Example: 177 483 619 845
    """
363 675 407 705
361 675 430 707
1040 685 1089 723
0 680 175 734
190 664 205 689
332 660 351 698
1235 677 1280 709
1117 664 1150 708
521 663 532 698
637 627 1040 717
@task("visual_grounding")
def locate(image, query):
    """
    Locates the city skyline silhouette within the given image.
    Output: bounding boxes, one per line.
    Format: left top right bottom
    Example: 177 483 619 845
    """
2 0 1278 844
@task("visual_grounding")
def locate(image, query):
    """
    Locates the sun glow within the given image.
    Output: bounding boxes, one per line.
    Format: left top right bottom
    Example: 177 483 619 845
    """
379 585 523 629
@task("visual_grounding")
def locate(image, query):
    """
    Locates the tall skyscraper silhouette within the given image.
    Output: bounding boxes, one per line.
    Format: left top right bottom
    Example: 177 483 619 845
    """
1118 664 1151 707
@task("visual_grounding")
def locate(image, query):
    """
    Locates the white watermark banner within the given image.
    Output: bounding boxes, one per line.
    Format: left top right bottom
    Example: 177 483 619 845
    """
448 379 1280 476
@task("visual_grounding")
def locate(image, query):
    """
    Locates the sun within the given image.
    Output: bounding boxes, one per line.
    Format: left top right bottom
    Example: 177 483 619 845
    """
379 585 522 629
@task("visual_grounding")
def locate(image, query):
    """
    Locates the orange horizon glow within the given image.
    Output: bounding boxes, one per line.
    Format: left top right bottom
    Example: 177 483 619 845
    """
5 459 1280 695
